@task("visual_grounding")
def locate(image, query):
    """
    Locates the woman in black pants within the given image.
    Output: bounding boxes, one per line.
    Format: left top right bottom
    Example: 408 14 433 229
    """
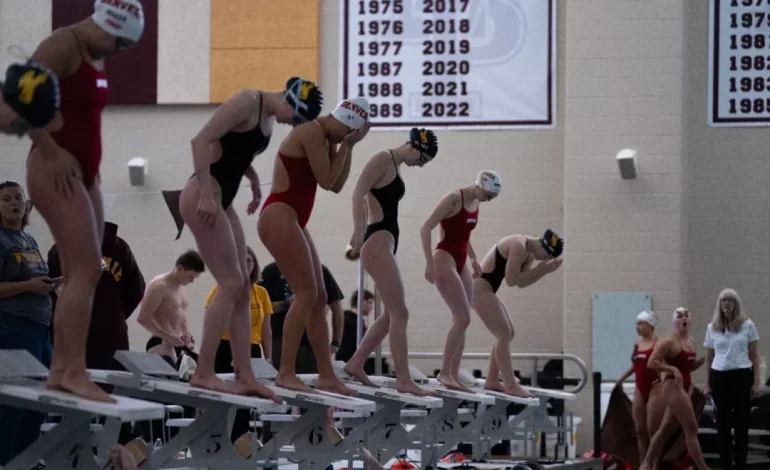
703 288 761 470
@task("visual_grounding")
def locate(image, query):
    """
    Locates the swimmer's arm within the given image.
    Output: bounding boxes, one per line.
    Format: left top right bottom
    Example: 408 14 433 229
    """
616 364 634 385
420 193 459 265
502 245 528 287
692 355 706 371
304 126 350 191
513 255 553 288
330 148 354 193
136 284 179 342
467 240 479 264
351 155 385 233
31 29 79 80
647 338 678 375
244 164 260 186
191 91 254 197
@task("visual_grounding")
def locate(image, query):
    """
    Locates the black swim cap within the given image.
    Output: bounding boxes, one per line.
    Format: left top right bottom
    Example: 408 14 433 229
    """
2 61 60 129
408 127 438 158
540 229 564 258
284 76 323 123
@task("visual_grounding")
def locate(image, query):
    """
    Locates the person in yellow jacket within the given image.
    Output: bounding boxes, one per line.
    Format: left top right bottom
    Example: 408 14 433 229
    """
206 246 273 374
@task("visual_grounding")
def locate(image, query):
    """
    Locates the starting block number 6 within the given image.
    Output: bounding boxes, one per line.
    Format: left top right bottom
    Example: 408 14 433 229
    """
307 425 325 446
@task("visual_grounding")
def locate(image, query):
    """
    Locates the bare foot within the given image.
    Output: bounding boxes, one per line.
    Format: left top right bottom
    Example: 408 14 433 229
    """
190 373 233 394
450 378 475 394
234 376 284 404
484 380 506 393
437 373 461 390
396 379 433 397
47 369 115 403
504 382 535 399
275 372 314 393
344 364 379 388
317 375 357 396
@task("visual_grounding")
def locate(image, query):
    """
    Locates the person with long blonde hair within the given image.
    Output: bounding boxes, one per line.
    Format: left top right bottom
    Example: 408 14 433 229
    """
703 288 760 470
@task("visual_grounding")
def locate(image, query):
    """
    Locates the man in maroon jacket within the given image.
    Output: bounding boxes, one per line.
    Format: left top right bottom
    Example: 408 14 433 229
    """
47 221 145 371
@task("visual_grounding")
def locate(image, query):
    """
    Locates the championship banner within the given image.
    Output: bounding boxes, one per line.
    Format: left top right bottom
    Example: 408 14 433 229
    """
708 0 770 126
340 0 556 130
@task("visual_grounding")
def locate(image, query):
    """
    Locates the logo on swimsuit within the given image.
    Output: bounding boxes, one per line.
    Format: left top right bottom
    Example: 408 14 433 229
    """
300 82 315 101
340 100 369 120
466 218 477 223
16 70 48 105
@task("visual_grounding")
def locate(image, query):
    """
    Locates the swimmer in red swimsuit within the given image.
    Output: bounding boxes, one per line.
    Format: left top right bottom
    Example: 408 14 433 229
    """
177 78 322 400
420 170 501 392
343 128 439 397
24 0 145 403
475 232 563 399
615 310 660 465
639 308 709 470
258 97 371 395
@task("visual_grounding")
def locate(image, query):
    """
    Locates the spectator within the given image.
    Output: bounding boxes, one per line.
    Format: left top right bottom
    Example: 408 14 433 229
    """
0 180 55 465
208 246 273 442
704 288 760 470
48 221 145 371
261 261 344 373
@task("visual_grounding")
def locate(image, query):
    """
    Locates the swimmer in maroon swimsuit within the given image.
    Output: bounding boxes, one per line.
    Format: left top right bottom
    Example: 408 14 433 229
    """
639 308 710 470
615 310 660 465
23 0 145 403
177 78 322 400
420 170 501 392
475 232 563 399
258 97 371 395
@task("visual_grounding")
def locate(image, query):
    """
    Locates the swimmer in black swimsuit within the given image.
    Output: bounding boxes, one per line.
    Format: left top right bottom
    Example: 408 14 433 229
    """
172 77 322 401
343 128 438 396
473 231 564 398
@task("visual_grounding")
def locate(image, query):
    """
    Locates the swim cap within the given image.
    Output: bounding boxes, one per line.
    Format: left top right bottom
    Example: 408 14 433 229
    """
284 77 323 123
331 97 370 130
409 127 438 158
539 229 564 258
92 0 145 42
476 170 501 195
637 310 657 328
2 62 60 128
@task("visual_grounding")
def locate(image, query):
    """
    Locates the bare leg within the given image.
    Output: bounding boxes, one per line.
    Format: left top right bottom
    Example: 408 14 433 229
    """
347 231 429 396
344 310 389 387
433 250 473 393
179 179 242 394
27 149 112 402
632 391 650 466
304 229 355 396
226 209 281 402
87 177 105 245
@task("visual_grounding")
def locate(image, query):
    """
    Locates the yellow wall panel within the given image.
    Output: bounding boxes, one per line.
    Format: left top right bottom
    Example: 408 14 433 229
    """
210 49 318 103
210 0 318 49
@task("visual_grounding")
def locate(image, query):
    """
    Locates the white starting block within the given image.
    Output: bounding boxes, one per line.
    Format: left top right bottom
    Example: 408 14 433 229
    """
218 358 377 470
0 349 165 470
88 351 287 470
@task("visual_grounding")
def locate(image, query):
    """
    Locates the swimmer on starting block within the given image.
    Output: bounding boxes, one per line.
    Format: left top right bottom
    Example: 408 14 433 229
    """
614 310 660 463
137 250 205 367
420 170 501 392
20 0 145 402
344 127 438 396
177 77 323 400
639 308 710 470
258 97 372 395
473 231 564 398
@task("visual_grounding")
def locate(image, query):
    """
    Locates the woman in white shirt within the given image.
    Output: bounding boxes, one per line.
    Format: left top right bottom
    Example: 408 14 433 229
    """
703 288 760 470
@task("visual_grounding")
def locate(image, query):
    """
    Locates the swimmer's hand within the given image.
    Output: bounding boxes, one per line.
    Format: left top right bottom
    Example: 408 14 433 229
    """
48 149 82 199
347 230 363 260
424 263 435 284
246 180 262 215
671 368 683 387
471 259 482 279
344 121 371 145
181 334 195 349
545 258 563 272
196 195 218 225
165 335 185 348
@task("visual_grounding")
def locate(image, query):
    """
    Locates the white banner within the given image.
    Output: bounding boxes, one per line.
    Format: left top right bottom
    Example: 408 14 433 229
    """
708 0 770 126
339 0 556 130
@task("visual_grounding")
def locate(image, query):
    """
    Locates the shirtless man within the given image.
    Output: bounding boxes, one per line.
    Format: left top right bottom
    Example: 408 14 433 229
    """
137 250 205 366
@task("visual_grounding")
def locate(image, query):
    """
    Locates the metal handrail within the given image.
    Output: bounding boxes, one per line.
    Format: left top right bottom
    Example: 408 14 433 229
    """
379 351 590 394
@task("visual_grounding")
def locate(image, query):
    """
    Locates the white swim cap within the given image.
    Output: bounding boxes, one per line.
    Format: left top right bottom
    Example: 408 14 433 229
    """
636 310 657 328
476 170 502 195
92 0 145 42
331 97 370 130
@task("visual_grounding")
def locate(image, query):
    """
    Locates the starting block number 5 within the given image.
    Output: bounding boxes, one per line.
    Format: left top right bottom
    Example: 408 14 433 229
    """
206 433 224 454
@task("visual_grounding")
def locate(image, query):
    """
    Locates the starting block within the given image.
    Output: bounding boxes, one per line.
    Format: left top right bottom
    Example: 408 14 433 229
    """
0 349 165 470
88 351 287 470
218 358 377 470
